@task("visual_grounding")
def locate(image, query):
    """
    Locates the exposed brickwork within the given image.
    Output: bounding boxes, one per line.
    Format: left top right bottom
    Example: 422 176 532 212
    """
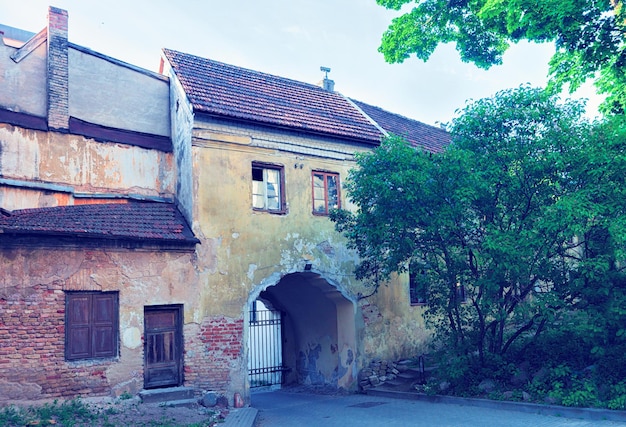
184 316 244 392
47 6 69 131
0 280 114 401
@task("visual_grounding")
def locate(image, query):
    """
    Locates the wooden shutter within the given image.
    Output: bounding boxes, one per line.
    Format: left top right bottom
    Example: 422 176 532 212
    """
66 293 91 360
92 293 118 358
66 292 118 360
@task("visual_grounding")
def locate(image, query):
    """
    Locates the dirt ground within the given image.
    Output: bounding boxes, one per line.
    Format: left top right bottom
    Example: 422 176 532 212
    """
0 396 227 427
81 396 227 426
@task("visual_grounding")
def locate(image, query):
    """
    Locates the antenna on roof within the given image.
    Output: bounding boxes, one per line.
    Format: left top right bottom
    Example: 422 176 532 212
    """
319 66 334 91
320 66 331 79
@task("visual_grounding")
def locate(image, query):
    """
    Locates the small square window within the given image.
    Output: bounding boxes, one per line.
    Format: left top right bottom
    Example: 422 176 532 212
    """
312 171 340 215
252 162 286 213
65 291 119 361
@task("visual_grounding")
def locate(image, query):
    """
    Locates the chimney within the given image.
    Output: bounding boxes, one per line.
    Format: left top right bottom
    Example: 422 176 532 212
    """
47 6 69 132
319 66 335 92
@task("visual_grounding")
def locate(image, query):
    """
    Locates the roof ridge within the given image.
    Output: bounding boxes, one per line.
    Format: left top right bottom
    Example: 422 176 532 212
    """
342 95 389 138
350 98 448 134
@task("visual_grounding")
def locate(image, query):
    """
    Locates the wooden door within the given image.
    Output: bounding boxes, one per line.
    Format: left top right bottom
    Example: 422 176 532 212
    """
144 305 183 389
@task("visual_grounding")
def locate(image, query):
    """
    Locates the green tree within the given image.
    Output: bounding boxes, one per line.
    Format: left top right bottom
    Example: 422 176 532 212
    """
557 115 626 377
377 0 626 114
331 86 593 364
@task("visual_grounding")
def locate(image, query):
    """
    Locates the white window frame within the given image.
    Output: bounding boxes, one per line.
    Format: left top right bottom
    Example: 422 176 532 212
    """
252 162 286 213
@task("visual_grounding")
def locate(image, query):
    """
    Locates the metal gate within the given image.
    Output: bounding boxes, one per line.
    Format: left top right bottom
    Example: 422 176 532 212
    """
248 301 285 388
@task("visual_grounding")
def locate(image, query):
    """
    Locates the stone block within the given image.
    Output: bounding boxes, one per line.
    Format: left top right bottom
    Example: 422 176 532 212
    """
368 376 380 385
201 391 219 407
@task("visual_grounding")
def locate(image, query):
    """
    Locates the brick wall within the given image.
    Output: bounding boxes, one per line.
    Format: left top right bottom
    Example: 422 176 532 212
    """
184 315 244 392
47 6 69 131
0 281 114 402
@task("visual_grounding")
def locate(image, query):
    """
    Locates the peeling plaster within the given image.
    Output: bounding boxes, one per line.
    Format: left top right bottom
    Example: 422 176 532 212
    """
122 327 141 349
246 264 257 280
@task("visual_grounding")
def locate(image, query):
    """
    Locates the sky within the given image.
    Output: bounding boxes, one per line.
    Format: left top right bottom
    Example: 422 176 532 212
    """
1 0 602 127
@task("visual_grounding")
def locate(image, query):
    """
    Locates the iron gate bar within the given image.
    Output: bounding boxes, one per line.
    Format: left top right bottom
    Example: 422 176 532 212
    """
248 307 285 388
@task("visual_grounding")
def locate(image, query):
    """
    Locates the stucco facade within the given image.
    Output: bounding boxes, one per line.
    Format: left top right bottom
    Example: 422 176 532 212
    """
164 57 434 398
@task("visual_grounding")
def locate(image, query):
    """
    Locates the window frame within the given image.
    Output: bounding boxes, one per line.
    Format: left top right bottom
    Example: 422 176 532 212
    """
409 268 428 306
311 170 341 216
65 291 119 361
252 161 287 214
455 282 467 304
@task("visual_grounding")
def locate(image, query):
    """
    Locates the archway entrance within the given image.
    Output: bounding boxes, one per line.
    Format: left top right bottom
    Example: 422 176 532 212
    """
248 272 357 390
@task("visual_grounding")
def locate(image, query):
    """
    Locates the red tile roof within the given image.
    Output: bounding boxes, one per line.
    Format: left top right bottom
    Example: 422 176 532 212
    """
0 202 199 245
350 99 450 153
163 49 450 152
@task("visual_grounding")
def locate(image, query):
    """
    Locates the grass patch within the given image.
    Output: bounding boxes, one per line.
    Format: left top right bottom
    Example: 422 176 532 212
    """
0 398 221 427
0 399 97 426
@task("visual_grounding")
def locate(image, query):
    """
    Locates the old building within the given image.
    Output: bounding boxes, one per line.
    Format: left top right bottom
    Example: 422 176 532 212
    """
0 7 198 402
160 47 450 398
0 7 449 405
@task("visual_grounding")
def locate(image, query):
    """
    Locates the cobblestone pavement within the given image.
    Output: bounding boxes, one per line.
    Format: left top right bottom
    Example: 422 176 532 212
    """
251 389 626 427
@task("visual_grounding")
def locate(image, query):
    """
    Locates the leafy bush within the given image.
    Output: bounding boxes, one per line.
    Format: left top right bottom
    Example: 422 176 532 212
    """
607 382 626 410
560 379 600 408
518 326 595 371
596 344 626 382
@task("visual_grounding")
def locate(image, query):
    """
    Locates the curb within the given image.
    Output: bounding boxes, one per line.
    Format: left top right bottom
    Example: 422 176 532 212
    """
222 407 259 427
366 389 626 422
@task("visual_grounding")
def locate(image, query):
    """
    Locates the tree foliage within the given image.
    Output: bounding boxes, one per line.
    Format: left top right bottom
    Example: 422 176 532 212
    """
332 86 626 369
559 114 626 358
377 0 626 114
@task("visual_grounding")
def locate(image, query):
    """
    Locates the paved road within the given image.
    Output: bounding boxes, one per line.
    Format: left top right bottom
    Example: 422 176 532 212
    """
251 389 626 427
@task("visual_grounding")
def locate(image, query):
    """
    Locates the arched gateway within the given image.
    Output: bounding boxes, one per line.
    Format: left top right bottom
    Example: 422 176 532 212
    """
246 271 357 391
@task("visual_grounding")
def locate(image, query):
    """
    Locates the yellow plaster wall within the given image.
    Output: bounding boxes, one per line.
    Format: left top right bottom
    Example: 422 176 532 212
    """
188 119 432 364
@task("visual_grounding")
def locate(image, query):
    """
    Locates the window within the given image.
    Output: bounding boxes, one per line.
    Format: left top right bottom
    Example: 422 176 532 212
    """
409 268 428 305
455 282 467 304
252 162 285 213
312 171 340 215
65 291 119 361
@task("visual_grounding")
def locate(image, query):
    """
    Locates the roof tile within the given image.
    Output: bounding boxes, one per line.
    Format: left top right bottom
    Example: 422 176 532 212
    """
350 99 450 153
164 49 385 144
163 48 450 152
0 202 198 245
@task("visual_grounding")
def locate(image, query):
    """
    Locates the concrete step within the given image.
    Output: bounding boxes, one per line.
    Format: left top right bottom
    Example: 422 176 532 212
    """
139 386 196 404
222 408 259 427
157 398 199 408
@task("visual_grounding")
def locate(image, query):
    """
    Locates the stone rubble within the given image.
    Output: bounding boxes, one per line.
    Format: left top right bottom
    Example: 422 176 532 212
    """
358 359 405 391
